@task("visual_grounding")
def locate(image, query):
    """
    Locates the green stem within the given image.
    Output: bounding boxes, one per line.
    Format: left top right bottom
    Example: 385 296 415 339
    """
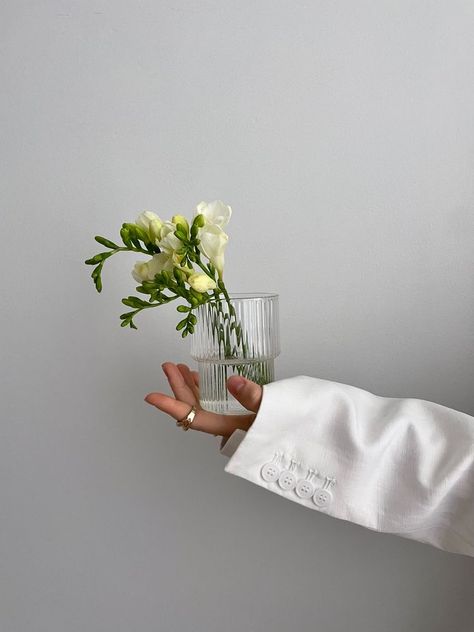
188 254 261 381
114 246 152 256
194 258 214 278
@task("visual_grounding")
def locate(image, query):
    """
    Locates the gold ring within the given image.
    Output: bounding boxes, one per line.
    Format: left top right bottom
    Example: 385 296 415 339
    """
176 405 197 431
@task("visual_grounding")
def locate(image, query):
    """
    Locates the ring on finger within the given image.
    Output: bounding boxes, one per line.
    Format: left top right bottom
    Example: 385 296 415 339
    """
176 405 197 431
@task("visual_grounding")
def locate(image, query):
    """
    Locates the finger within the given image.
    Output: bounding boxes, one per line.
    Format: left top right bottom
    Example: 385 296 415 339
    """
226 376 263 413
178 362 199 388
178 364 218 438
144 392 255 436
162 362 197 407
177 363 200 401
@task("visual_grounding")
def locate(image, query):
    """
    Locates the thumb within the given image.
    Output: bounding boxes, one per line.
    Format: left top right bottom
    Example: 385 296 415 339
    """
227 375 263 413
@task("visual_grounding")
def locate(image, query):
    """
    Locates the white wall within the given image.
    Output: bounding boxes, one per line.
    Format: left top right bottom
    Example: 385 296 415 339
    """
2 2 473 631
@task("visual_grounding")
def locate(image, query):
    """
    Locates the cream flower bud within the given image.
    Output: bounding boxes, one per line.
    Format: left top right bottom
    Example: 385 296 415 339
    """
171 214 189 234
136 211 163 242
188 273 217 293
131 261 150 284
149 219 163 242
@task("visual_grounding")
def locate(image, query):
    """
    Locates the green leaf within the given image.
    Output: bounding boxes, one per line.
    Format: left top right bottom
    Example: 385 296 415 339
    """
176 318 188 331
122 296 149 309
91 263 103 292
120 310 138 328
177 305 190 313
173 267 185 284
188 313 197 325
190 288 204 300
133 225 150 243
120 225 133 248
181 329 189 338
173 286 186 298
141 280 156 291
85 252 111 265
161 270 171 284
94 235 119 249
174 228 187 241
192 213 206 229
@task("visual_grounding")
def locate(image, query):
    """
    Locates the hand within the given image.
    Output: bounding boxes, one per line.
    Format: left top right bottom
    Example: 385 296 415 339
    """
144 362 263 438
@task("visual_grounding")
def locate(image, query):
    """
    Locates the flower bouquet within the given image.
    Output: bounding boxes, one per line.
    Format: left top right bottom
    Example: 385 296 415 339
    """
85 200 280 414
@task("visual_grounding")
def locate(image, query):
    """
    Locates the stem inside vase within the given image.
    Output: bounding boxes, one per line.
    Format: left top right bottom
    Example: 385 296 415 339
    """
190 293 280 414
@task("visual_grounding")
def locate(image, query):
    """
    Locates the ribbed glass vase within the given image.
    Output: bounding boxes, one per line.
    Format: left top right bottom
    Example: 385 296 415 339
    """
190 293 280 415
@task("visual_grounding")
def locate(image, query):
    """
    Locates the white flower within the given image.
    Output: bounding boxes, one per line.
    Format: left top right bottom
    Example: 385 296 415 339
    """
131 253 174 283
157 221 183 254
131 261 150 284
197 223 229 276
192 200 232 276
194 200 232 228
188 273 217 293
135 211 163 242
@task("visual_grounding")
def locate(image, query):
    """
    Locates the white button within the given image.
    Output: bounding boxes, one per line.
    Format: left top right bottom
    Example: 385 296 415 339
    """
313 489 332 508
278 470 297 491
295 479 314 499
261 463 280 482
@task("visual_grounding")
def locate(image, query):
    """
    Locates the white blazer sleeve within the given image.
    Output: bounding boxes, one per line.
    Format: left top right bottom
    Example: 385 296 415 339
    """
218 376 474 556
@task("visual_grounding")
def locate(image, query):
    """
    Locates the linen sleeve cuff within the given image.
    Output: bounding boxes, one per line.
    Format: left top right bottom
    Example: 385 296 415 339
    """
219 429 248 458
218 374 474 557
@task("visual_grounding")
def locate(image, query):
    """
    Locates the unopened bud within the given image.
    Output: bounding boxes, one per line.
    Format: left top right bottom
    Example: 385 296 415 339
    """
172 215 189 234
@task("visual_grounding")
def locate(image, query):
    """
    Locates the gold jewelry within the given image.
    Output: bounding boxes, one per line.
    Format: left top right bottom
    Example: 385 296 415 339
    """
176 405 197 431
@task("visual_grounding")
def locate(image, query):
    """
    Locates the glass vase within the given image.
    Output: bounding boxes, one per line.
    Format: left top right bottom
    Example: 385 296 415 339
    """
190 292 280 415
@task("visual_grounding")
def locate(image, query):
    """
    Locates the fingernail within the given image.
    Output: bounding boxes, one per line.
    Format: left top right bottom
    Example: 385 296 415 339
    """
230 376 246 391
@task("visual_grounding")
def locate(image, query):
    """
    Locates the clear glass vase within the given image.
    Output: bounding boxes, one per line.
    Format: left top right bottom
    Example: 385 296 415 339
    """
190 292 280 415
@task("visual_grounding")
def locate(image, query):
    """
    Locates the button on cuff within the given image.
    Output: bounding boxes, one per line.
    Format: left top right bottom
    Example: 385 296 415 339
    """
313 488 333 508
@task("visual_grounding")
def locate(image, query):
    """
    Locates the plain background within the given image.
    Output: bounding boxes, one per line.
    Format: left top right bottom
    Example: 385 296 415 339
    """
1 1 474 631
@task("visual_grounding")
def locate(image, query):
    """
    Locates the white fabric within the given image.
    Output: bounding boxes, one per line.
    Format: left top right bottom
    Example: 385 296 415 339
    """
219 376 474 556
219 428 247 457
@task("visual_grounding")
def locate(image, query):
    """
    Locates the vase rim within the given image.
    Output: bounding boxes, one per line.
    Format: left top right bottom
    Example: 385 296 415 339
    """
215 291 278 301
